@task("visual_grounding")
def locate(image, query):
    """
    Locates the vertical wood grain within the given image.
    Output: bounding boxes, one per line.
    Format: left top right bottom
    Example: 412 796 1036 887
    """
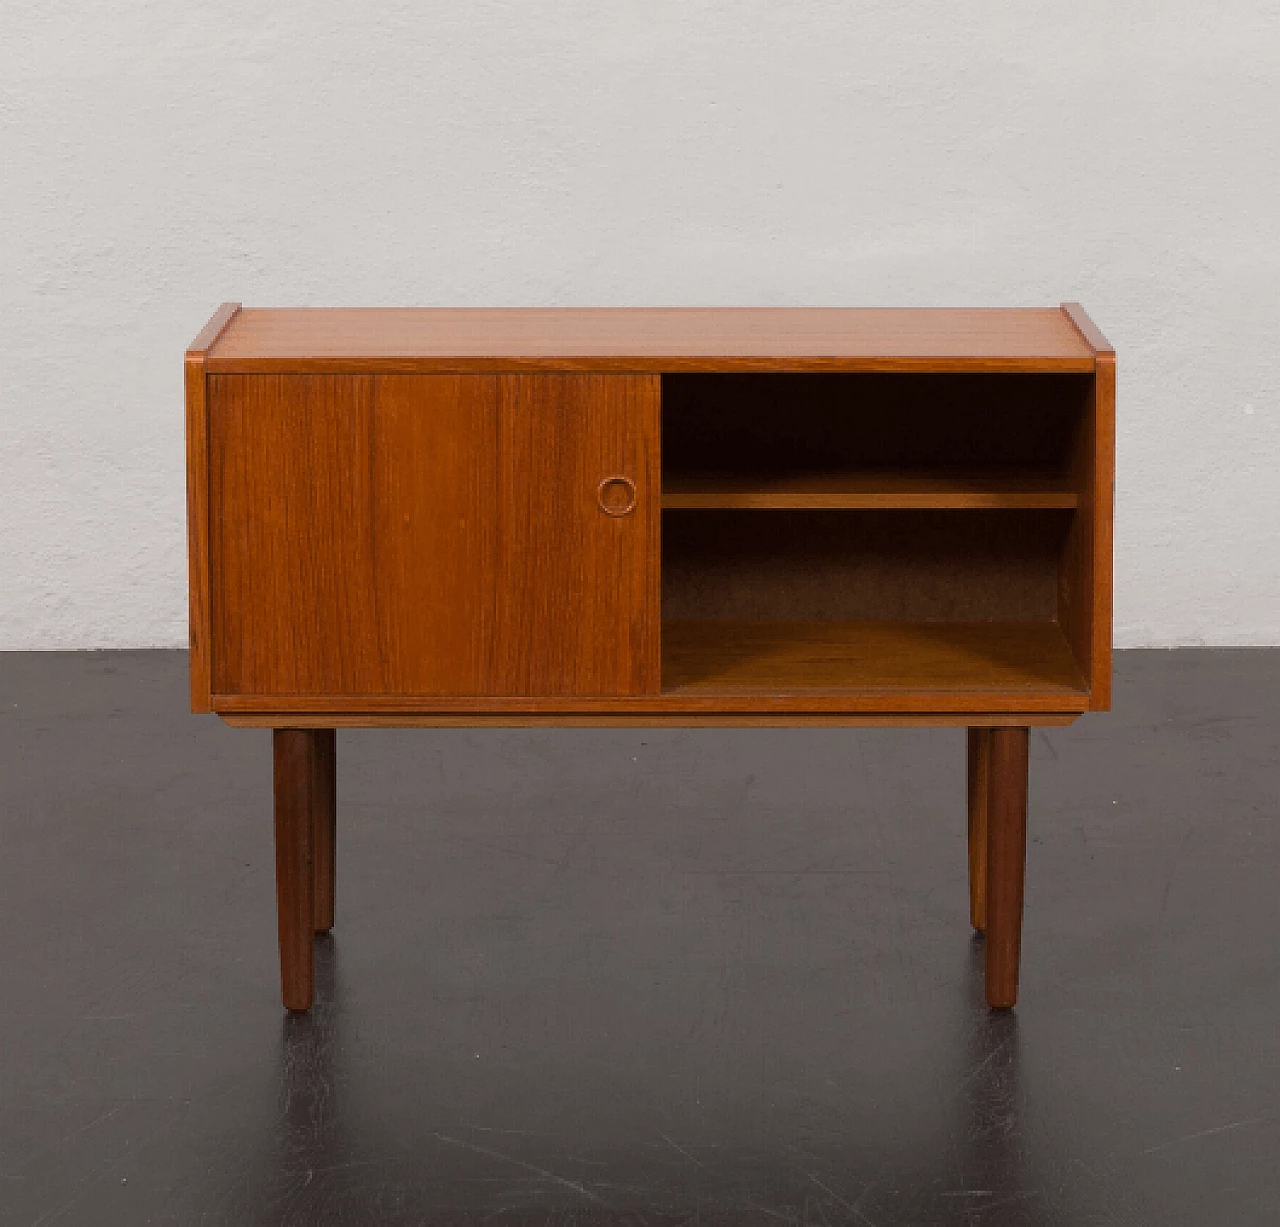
211 374 384 694
967 727 991 932
984 727 1029 1009
312 729 336 934
492 374 661 695
210 373 659 698
370 374 500 693
273 729 317 1011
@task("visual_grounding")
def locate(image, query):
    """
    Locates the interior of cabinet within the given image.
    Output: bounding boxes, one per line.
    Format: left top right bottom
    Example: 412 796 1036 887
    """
659 372 1095 698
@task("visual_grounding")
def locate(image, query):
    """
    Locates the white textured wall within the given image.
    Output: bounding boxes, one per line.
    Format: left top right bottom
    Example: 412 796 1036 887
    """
3 1 1277 649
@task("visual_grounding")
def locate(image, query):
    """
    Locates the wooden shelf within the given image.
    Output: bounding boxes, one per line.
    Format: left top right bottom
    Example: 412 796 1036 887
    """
661 620 1088 706
662 472 1077 510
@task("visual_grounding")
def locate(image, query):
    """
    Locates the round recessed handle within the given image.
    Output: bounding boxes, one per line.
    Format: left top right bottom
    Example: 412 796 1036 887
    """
597 476 637 517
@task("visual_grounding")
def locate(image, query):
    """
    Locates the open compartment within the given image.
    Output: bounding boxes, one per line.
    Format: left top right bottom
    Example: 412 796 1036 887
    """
658 369 1101 704
661 372 1091 509
660 509 1085 698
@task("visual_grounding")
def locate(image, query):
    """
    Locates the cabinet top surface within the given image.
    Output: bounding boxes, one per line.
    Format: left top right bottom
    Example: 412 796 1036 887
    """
198 306 1107 373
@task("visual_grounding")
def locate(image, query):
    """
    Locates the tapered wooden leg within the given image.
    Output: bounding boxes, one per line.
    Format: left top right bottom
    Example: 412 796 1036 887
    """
984 727 1029 1010
312 730 337 934
273 729 316 1011
966 728 991 933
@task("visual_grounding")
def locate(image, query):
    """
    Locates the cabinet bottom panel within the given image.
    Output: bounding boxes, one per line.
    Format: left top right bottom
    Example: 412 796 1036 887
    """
661 619 1086 696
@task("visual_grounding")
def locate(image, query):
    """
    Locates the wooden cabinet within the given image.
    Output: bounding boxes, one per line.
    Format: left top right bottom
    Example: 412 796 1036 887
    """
187 304 1114 1012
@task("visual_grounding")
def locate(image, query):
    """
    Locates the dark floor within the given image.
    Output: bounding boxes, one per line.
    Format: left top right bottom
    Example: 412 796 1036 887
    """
1 651 1278 1225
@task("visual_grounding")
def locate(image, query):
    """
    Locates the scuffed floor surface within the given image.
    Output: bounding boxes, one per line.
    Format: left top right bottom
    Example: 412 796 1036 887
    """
1 649 1277 1225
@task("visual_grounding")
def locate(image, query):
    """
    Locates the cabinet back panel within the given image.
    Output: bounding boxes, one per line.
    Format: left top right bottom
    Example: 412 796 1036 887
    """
662 510 1068 623
662 373 1089 479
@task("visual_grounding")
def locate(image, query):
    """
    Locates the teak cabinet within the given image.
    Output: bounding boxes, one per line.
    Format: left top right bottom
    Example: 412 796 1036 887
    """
186 305 1115 1012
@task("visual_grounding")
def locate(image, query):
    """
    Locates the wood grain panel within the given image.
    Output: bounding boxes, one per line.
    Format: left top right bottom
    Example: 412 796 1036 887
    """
491 374 660 695
662 510 1069 623
662 373 1086 477
209 373 658 698
210 375 384 695
1089 354 1116 709
661 621 1086 697
370 374 499 693
205 308 1096 373
1057 302 1115 708
1057 358 1116 709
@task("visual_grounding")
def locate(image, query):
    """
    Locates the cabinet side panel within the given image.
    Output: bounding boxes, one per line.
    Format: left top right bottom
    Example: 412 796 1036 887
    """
1057 359 1115 709
185 356 213 711
492 374 661 696
1089 355 1116 709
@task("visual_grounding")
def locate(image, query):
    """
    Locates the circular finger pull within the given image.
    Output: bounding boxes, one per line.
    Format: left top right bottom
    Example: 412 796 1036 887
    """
597 476 637 517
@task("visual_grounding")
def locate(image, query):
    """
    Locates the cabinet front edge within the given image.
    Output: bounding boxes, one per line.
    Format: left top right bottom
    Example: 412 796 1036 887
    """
211 693 1091 716
201 355 1098 375
219 712 1083 729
